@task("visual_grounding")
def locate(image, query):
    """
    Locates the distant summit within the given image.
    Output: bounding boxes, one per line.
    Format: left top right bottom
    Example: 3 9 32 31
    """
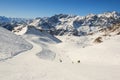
0 11 120 36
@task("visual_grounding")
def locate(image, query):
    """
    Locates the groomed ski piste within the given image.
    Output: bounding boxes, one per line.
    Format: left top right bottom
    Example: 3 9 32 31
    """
0 26 120 80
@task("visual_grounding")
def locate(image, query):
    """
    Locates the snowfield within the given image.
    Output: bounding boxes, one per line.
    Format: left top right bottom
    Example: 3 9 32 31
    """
0 27 32 60
0 26 120 80
56 35 120 65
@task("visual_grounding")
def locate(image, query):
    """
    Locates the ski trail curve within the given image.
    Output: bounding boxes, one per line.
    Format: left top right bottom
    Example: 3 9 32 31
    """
4 40 43 64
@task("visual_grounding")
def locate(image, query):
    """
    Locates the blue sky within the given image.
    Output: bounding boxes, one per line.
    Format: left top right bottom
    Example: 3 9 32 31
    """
0 0 120 18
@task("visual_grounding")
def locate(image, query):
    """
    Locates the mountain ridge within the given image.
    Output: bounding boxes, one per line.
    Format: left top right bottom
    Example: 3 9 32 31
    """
0 11 120 36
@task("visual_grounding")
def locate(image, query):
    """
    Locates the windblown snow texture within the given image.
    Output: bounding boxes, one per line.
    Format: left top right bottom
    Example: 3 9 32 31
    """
0 27 32 60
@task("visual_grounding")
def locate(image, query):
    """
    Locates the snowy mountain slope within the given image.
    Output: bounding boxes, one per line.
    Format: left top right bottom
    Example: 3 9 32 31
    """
0 16 32 31
12 25 28 35
2 12 119 62
11 21 120 63
14 22 120 65
0 27 32 60
0 16 31 24
0 27 120 80
29 11 120 36
22 26 62 60
56 35 120 65
54 23 120 65
10 25 72 62
24 26 61 43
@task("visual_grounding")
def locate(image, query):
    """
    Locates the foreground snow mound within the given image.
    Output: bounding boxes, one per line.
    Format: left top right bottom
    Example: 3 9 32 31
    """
0 27 32 60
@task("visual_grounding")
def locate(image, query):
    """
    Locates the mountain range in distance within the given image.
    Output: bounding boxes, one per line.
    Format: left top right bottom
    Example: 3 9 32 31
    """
0 11 120 36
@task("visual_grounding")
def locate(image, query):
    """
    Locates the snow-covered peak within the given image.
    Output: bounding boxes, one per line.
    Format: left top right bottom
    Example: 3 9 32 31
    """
29 18 41 26
98 11 120 18
86 13 96 18
0 16 31 25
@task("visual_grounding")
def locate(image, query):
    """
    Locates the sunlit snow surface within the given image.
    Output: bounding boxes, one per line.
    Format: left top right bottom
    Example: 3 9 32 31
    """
0 27 32 60
0 26 120 80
